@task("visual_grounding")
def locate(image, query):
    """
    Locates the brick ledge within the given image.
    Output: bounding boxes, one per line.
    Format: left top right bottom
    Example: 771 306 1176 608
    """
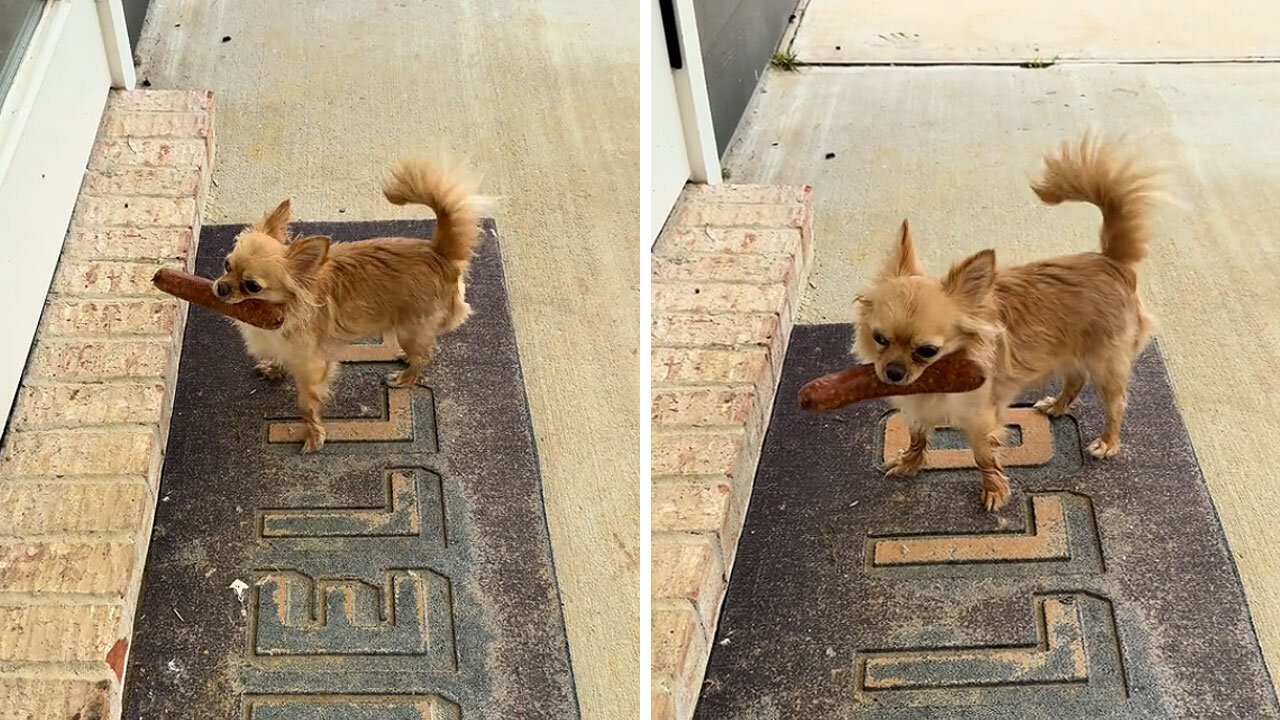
650 183 815 720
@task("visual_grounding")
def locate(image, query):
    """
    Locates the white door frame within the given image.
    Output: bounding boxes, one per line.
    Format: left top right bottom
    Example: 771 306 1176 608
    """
0 0 135 435
665 0 720 185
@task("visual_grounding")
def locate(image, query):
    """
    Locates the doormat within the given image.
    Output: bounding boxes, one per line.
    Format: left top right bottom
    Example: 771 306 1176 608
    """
697 323 1278 720
123 220 579 719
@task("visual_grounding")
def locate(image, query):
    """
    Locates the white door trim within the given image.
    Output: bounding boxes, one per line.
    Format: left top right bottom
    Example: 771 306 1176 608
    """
668 0 720 184
0 0 133 434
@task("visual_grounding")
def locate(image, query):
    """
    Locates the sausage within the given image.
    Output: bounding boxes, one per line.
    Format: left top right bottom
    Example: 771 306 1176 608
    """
152 268 286 330
797 354 986 412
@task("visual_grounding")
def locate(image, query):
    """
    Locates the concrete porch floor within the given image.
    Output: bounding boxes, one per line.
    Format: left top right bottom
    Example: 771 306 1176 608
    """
724 0 1280 697
134 1 638 717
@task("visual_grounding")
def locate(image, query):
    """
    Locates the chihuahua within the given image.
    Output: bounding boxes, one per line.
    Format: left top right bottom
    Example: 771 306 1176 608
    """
214 160 481 452
854 135 1159 510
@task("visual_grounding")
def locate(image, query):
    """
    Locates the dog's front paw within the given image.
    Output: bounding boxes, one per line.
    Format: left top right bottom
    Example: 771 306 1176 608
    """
980 470 1011 511
884 451 924 478
1033 395 1072 417
301 426 326 454
255 360 286 381
1086 437 1120 459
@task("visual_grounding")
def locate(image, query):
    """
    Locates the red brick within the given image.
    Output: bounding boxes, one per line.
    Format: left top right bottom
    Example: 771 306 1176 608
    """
0 429 157 477
73 195 197 228
651 387 755 427
0 479 150 535
13 383 166 429
0 677 118 720
651 312 779 349
652 534 725 633
53 260 179 296
89 138 207 169
652 478 732 535
28 340 172 381
652 252 795 284
102 110 212 139
652 430 745 478
657 226 803 256
83 166 204 197
111 89 214 113
683 184 811 205
674 202 805 229
652 282 786 314
0 540 135 595
652 347 769 386
63 227 193 262
41 298 178 336
0 604 126 662
652 600 708 716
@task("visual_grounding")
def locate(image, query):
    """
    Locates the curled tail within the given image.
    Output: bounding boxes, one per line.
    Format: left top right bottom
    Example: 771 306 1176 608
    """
1030 134 1159 265
382 160 480 269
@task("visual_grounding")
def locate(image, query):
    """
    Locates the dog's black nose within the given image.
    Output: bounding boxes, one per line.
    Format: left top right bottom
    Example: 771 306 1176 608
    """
214 281 230 299
885 363 907 383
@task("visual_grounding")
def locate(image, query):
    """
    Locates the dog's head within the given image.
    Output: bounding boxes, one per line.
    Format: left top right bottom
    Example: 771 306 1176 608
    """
214 200 331 305
853 220 999 385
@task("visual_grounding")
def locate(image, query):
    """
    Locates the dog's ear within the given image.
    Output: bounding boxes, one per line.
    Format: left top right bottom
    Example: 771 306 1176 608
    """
943 249 996 305
286 235 330 274
879 219 923 278
254 200 292 242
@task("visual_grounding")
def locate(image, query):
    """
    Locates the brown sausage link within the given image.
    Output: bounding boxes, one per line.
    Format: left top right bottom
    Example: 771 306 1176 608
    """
152 268 286 330
797 354 986 412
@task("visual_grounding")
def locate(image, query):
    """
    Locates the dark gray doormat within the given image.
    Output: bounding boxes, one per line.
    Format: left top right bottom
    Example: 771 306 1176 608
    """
697 323 1278 720
123 221 579 719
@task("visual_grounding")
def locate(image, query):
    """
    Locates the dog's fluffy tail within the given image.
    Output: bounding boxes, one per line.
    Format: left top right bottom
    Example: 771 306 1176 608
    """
382 160 481 269
1031 134 1159 266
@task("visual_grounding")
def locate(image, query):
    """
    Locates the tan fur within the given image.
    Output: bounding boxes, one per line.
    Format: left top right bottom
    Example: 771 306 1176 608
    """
854 134 1159 510
215 160 481 452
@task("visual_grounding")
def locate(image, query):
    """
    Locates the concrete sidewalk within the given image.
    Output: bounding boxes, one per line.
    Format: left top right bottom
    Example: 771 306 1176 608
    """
725 61 1280 695
134 1 638 716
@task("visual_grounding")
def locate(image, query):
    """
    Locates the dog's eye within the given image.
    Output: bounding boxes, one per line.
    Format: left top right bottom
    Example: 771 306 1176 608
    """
224 259 232 273
872 331 890 347
915 345 939 359
242 279 262 294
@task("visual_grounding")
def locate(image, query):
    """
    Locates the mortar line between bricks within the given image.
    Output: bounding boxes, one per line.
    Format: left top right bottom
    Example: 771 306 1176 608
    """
0 475 152 485
36 333 178 342
0 592 129 606
653 422 751 433
19 378 168 388
652 529 724 544
0 662 120 680
80 192 205 201
3 425 160 437
0 529 142 543
651 475 733 484
9 422 165 433
652 343 775 352
652 381 759 390
653 279 790 286
654 427 747 438
655 250 797 258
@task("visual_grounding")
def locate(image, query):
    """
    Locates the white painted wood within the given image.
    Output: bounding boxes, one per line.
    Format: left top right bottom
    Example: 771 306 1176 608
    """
0 0 113 432
650 0 691 242
670 0 721 184
96 0 137 89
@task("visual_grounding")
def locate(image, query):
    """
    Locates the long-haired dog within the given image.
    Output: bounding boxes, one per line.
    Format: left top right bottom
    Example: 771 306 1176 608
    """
854 135 1159 510
213 160 481 453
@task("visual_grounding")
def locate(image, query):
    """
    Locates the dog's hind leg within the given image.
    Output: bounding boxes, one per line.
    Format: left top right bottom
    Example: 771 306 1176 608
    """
1085 356 1132 459
387 319 440 388
1035 372 1085 417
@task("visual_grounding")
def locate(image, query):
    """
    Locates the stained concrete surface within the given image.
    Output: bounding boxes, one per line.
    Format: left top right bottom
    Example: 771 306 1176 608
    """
723 62 1280 695
791 0 1280 63
134 2 638 717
